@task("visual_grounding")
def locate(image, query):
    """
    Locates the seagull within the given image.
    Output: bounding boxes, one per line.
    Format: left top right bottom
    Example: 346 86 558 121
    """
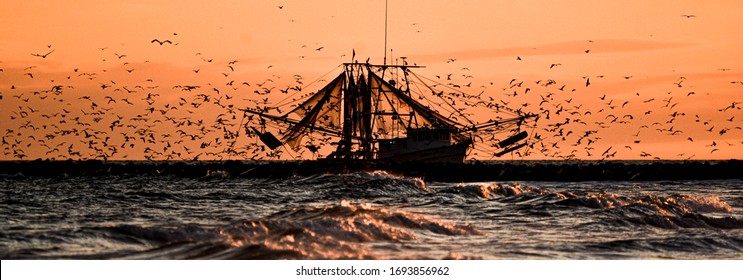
680 14 696 18
31 49 55 58
151 39 173 45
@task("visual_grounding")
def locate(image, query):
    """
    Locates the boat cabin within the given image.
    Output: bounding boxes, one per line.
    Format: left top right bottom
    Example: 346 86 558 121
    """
378 128 457 159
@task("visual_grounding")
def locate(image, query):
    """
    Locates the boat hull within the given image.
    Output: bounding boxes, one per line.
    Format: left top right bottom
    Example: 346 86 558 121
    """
378 141 470 163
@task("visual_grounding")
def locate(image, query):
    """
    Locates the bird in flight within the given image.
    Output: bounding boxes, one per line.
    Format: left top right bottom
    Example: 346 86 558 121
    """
680 14 696 18
32 49 55 58
151 39 173 45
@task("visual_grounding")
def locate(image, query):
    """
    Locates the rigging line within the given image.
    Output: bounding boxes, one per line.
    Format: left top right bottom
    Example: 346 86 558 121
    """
471 141 508 155
271 64 344 108
226 112 248 160
407 81 459 121
376 78 409 131
477 147 502 160
475 123 521 133
412 71 523 117
520 125 538 159
407 74 468 119
408 71 477 126
281 144 298 160
406 81 438 126
371 67 384 137
470 137 499 151
398 66 423 128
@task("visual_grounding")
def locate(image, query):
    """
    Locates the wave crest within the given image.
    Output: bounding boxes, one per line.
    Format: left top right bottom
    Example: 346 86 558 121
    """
551 189 740 230
451 182 560 201
348 171 429 192
216 201 480 259
448 182 741 230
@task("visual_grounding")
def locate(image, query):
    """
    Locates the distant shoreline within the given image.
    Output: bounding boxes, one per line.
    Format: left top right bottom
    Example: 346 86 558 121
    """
1 159 740 182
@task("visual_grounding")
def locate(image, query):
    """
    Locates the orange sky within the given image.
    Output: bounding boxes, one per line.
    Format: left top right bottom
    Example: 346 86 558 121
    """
1 0 742 160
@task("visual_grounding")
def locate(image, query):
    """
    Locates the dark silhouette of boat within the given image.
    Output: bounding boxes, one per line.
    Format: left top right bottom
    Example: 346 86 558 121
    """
242 61 537 163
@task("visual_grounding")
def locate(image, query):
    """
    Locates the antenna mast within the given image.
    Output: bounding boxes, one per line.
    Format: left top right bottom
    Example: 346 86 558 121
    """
383 0 388 65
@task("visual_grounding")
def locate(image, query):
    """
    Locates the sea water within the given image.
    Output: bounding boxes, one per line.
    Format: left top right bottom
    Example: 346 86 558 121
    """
1 171 741 259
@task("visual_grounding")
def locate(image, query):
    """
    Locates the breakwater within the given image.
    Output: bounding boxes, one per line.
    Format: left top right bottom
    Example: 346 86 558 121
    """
1 160 740 182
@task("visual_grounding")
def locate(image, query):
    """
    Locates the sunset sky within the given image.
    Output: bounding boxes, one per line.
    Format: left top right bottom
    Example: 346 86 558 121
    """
1 0 741 160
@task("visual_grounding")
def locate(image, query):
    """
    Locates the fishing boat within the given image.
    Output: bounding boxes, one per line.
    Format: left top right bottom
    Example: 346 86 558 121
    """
241 60 537 162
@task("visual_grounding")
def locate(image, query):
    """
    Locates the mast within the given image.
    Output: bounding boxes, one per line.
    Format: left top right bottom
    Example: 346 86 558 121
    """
383 0 388 65
336 64 353 159
336 63 374 160
362 64 373 158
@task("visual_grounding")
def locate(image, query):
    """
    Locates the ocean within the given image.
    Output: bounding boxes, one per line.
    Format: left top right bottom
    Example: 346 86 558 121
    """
1 165 742 259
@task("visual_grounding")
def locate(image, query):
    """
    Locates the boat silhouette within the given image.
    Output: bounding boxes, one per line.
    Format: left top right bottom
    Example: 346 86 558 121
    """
242 61 537 162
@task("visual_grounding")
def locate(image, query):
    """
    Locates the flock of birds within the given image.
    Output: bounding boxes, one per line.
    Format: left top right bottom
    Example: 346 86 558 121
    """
419 64 741 160
1 8 741 161
2 40 304 160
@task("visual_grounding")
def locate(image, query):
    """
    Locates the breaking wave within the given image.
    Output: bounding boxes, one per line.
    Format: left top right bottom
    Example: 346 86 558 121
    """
214 200 480 259
21 201 481 259
285 171 430 201
445 182 742 230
